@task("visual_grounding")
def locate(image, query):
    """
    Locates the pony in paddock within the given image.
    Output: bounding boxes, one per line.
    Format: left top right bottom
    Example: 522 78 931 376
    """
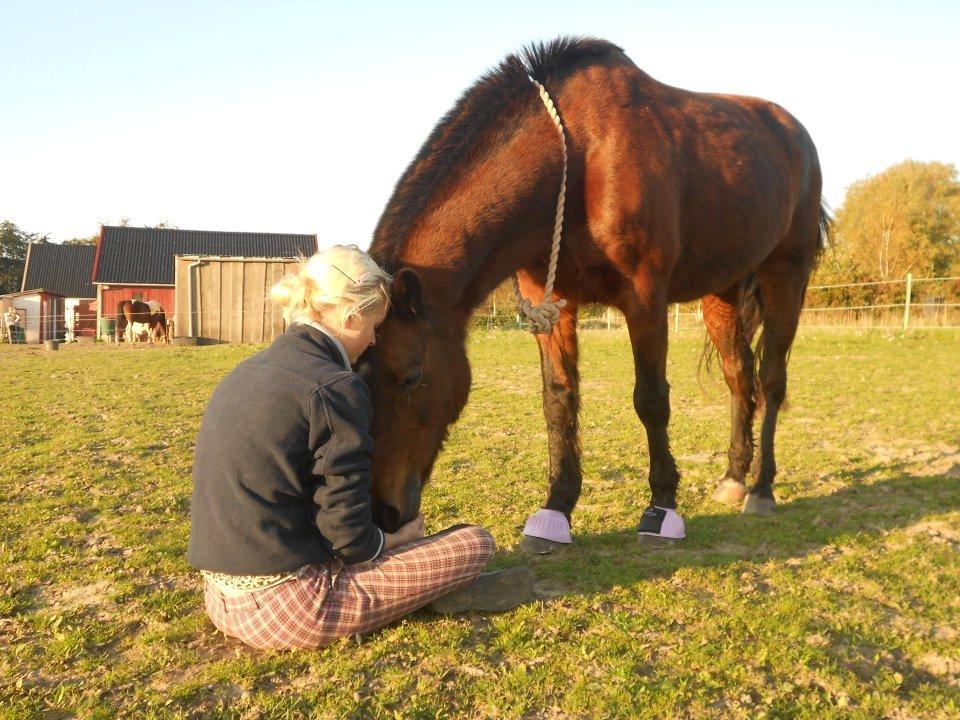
116 300 169 344
357 37 828 551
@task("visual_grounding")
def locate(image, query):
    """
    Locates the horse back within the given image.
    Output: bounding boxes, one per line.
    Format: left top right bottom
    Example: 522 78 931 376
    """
554 58 822 303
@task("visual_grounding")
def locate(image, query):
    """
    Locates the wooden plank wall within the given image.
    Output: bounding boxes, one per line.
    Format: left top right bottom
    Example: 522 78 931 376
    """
174 257 301 343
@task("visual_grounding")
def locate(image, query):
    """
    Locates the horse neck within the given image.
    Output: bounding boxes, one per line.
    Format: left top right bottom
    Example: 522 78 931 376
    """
389 118 563 322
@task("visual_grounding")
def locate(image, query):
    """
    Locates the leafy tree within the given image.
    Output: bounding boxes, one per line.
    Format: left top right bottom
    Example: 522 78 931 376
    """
63 235 98 245
0 221 45 294
99 218 176 230
825 160 960 283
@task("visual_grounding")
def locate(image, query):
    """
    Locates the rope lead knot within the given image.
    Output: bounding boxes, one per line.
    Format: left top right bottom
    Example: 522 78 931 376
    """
512 78 568 335
518 297 568 334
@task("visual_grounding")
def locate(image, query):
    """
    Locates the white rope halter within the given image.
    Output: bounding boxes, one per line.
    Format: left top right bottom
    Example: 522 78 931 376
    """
511 78 568 334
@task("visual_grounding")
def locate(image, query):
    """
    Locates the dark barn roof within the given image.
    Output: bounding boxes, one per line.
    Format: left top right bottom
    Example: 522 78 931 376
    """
21 243 97 298
92 226 318 285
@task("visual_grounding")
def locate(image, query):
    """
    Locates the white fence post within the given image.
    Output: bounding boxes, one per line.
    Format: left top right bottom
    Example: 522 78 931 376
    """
606 306 612 330
674 303 680 333
902 272 913 331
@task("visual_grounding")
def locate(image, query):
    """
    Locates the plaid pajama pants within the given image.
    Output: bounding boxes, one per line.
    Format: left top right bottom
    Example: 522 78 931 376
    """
202 525 496 649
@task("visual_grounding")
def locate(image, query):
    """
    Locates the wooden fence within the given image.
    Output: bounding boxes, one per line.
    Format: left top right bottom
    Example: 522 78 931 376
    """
474 274 960 331
173 255 300 344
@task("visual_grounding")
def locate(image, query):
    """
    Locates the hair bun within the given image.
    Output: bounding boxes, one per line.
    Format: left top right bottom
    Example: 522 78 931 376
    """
269 245 392 326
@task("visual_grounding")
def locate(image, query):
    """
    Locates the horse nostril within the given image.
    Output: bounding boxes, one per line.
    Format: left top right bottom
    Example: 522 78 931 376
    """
372 503 402 534
404 475 422 520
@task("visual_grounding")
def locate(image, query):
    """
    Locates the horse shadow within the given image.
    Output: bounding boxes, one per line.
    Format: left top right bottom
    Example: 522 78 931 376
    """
485 456 960 595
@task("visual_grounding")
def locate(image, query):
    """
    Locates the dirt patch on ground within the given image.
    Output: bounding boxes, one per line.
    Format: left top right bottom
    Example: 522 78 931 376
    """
53 580 115 613
532 580 574 599
903 520 960 546
865 441 960 477
916 653 960 686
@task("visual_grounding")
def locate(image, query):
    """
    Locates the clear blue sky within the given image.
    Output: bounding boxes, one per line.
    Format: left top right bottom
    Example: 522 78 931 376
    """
2 0 957 245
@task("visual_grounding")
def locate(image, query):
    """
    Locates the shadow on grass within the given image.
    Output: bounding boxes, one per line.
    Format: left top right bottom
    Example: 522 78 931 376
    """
490 464 960 594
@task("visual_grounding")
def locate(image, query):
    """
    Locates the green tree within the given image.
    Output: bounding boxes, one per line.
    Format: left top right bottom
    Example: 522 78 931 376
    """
0 221 46 294
826 160 960 283
62 235 98 245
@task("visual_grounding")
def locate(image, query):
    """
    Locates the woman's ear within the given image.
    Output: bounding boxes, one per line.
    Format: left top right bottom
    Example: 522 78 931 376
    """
342 313 361 331
391 268 423 321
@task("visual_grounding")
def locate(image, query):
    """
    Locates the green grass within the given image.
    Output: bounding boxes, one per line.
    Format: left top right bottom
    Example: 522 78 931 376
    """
1 330 958 719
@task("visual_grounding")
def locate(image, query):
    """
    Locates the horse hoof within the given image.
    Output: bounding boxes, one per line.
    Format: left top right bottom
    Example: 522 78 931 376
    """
522 508 572 544
637 506 685 548
712 479 748 505
636 532 678 549
520 534 565 555
742 494 776 515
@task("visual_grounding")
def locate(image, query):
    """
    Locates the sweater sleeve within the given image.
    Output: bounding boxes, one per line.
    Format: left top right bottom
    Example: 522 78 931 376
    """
308 375 385 564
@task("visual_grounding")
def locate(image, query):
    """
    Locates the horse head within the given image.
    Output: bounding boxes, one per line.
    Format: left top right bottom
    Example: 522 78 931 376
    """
355 269 471 532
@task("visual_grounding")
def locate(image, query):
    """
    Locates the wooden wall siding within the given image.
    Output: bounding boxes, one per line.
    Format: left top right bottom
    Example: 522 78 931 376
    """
174 257 300 343
101 287 176 317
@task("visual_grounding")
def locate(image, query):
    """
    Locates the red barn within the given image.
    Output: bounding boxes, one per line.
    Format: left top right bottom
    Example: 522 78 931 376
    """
91 226 317 339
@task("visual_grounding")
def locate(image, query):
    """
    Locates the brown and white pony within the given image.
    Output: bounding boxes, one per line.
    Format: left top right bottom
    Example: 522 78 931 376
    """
357 38 828 551
116 300 169 344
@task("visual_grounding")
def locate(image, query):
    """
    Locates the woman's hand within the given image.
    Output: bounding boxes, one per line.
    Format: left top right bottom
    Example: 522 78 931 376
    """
384 514 425 551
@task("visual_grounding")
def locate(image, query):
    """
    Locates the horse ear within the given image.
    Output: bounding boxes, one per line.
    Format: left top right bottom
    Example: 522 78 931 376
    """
391 268 423 321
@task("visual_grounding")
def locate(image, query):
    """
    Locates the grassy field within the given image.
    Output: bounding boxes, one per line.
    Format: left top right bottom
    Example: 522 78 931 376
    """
1 330 958 719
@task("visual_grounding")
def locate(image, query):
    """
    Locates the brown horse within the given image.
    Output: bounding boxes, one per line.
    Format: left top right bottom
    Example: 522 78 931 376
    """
116 300 169 344
357 37 828 550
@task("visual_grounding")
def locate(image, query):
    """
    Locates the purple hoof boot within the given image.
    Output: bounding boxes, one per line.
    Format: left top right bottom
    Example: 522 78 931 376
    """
522 509 572 544
637 506 685 547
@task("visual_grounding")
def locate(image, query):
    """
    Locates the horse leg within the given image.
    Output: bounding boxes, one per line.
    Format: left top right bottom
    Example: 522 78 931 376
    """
625 293 685 546
742 261 809 515
517 272 582 554
702 285 758 505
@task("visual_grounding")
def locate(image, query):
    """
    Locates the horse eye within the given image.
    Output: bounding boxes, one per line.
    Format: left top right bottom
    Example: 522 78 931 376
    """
400 368 423 389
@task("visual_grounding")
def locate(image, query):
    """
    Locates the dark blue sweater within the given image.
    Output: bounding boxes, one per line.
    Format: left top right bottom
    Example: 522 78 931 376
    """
187 323 384 575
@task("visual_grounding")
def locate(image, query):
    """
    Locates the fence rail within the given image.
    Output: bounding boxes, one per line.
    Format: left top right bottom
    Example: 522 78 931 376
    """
3 275 959 344
475 273 960 331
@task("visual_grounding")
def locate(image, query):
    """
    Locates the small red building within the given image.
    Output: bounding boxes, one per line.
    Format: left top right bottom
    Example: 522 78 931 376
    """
91 226 317 339
0 288 66 343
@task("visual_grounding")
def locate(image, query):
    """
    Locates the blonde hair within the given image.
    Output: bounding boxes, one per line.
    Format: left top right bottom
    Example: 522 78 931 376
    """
270 245 392 327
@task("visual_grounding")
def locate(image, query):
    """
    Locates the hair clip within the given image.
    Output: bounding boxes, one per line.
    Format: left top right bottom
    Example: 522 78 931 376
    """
330 264 357 284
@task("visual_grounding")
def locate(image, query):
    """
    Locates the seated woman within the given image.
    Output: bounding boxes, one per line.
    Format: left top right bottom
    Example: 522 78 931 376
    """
188 245 533 650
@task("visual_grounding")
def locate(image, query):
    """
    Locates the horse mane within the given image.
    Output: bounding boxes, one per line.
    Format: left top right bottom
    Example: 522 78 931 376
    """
370 36 622 269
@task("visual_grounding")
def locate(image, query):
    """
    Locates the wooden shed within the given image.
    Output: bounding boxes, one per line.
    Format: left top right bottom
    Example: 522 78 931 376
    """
174 256 302 344
0 288 66 343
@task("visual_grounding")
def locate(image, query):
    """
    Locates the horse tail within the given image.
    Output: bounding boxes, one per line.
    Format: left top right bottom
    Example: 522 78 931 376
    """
700 202 829 399
744 202 829 405
816 200 832 263
740 273 764 341
697 327 717 384
697 274 764 390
